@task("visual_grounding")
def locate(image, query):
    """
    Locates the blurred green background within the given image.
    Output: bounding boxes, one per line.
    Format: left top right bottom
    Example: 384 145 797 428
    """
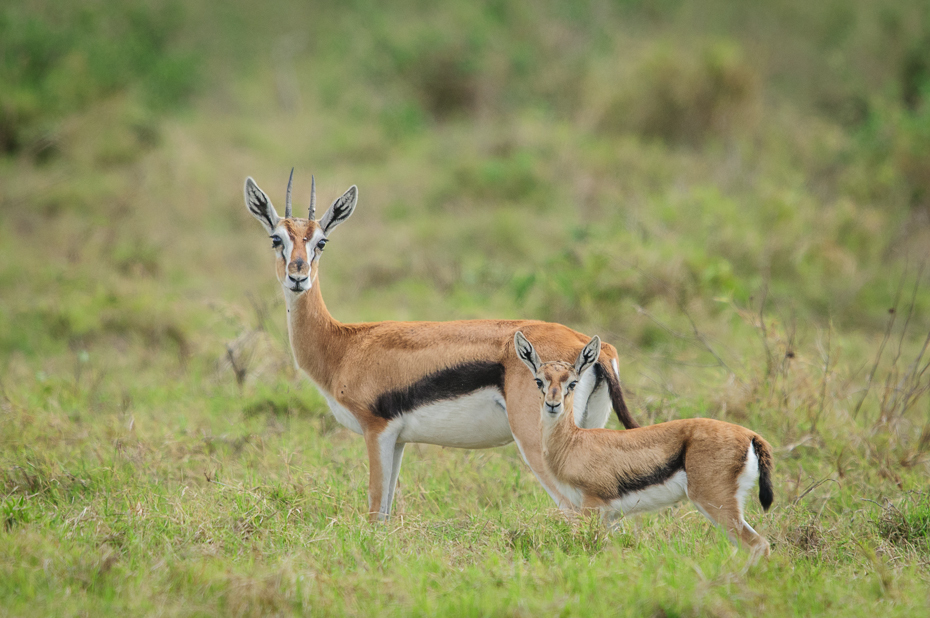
1 0 930 615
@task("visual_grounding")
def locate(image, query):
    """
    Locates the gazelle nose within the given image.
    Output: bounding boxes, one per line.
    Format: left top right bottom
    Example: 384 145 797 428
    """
287 274 308 287
545 401 561 413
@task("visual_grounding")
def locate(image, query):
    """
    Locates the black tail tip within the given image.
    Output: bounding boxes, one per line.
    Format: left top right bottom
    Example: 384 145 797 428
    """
759 484 774 511
752 437 774 511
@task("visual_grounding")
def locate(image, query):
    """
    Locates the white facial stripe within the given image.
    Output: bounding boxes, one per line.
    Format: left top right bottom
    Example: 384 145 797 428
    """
272 225 293 257
273 226 327 258
308 229 327 262
273 225 314 295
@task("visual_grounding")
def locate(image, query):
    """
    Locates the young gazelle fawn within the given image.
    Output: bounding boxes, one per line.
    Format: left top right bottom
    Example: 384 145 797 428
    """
244 172 641 522
515 331 774 563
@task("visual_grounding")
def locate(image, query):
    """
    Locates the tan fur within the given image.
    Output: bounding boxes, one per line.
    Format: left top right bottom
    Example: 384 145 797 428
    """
517 332 773 563
245 177 640 522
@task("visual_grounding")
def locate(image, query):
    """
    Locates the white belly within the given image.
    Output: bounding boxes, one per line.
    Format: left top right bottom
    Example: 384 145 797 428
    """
553 477 585 508
608 470 689 516
395 388 513 448
322 392 364 435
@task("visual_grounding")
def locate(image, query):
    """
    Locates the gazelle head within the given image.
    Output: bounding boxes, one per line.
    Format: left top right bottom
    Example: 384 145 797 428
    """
515 332 601 425
244 171 357 296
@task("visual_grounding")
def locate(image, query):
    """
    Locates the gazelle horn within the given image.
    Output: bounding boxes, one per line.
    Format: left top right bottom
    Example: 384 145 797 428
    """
285 167 294 218
308 175 316 220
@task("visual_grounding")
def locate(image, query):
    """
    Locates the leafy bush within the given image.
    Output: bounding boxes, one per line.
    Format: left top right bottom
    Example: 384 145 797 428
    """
0 1 199 156
872 492 930 555
596 39 758 145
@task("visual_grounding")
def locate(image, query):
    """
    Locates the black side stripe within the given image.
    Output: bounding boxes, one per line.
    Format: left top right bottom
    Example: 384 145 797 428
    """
372 361 505 420
615 446 686 497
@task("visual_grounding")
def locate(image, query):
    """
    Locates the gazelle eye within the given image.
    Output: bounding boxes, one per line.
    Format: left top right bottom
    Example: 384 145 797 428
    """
535 379 543 389
567 381 578 391
270 235 283 249
316 238 328 251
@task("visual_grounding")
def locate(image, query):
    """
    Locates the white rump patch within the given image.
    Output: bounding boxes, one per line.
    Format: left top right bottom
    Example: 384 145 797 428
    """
735 442 760 515
573 366 611 429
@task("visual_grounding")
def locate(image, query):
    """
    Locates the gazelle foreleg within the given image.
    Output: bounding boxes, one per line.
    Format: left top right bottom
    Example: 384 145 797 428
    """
385 441 406 515
364 423 403 522
512 434 575 513
504 373 577 514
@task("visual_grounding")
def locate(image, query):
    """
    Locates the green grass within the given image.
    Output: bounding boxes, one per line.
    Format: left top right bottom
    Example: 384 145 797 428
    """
2 0 930 615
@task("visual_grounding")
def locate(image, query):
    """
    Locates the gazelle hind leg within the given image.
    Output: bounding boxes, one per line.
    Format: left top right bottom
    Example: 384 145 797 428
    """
734 442 770 563
739 519 770 566
691 496 769 564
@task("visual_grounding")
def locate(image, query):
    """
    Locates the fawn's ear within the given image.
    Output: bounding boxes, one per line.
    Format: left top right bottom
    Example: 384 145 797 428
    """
575 336 601 376
514 331 542 375
244 177 281 234
319 185 358 234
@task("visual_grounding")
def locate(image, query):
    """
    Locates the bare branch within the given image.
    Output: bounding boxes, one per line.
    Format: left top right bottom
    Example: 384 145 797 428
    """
853 274 906 420
679 301 744 384
812 321 833 433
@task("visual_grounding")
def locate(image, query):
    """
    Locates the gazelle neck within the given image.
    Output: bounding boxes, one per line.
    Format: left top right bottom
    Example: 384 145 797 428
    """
285 275 350 394
541 404 582 472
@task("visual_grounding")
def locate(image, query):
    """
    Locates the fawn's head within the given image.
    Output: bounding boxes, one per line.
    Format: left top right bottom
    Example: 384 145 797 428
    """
244 171 357 296
515 332 600 424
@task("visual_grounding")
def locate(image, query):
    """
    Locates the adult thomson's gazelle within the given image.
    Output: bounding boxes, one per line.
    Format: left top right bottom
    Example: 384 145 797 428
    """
243 172 640 521
515 331 773 563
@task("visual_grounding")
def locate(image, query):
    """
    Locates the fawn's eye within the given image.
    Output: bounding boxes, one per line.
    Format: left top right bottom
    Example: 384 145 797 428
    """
535 379 543 389
316 238 328 251
567 381 578 391
270 235 283 249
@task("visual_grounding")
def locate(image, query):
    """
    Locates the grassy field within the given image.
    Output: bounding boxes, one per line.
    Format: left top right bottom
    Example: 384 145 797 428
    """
2 0 930 615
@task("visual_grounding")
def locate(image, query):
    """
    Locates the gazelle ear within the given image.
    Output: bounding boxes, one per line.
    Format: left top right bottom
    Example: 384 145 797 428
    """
575 336 600 376
514 331 542 375
244 177 280 234
319 185 358 234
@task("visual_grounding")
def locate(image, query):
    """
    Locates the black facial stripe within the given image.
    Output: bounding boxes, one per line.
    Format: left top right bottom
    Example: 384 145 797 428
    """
615 446 686 498
373 361 505 419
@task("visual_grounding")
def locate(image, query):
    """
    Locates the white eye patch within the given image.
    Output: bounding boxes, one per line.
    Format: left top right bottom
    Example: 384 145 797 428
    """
271 226 294 256
308 229 327 260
